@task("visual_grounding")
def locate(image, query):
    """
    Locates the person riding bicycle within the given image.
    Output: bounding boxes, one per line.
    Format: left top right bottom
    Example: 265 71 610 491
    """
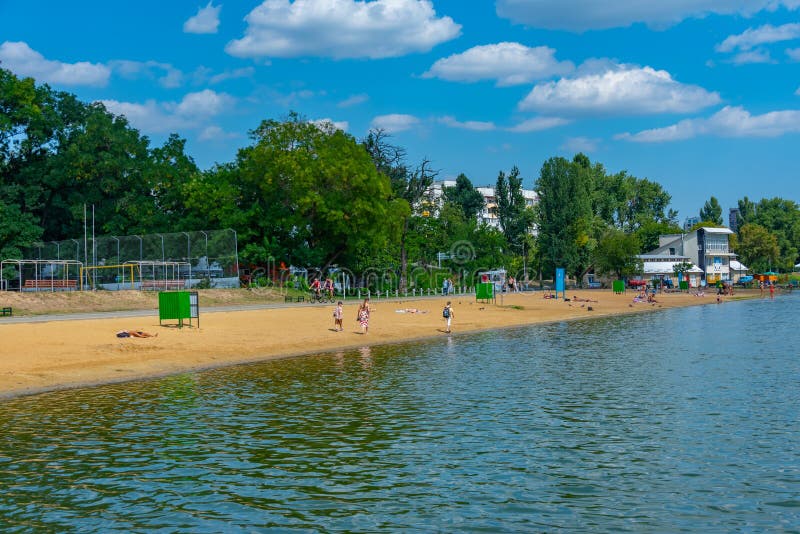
310 278 322 299
324 277 335 299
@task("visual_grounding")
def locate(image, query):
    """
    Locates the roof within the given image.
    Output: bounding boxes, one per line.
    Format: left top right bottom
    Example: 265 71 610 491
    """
641 259 699 274
700 227 734 234
730 260 748 271
638 254 690 260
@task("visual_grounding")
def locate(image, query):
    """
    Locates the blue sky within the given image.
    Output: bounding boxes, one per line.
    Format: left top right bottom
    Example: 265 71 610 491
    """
2 0 799 222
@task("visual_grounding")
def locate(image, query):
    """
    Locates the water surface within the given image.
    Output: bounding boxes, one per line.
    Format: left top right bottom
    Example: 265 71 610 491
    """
1 295 799 531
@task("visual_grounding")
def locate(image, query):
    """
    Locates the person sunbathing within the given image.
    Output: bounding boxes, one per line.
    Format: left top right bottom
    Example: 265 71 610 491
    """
572 295 598 302
117 330 157 338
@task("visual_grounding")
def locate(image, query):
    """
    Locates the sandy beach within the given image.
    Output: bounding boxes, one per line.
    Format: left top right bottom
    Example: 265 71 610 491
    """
0 290 752 399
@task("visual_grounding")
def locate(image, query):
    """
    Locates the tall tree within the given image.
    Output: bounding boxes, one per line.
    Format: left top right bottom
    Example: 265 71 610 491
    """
535 155 593 281
699 196 723 226
495 166 533 252
363 129 435 291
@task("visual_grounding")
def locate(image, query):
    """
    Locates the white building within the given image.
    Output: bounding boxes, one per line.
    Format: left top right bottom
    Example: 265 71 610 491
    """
425 180 537 229
643 227 742 284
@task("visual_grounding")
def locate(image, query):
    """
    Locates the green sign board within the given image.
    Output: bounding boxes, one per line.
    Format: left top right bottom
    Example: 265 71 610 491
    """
612 280 625 294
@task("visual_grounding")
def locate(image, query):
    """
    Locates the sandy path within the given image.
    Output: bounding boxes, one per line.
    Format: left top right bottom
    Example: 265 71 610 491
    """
0 291 738 398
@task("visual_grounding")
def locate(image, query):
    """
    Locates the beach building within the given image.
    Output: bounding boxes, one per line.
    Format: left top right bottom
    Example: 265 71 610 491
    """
642 227 738 284
637 254 704 287
425 180 537 229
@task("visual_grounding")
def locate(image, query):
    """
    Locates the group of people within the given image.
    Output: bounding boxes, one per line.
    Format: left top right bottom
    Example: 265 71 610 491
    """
332 298 456 334
310 277 336 299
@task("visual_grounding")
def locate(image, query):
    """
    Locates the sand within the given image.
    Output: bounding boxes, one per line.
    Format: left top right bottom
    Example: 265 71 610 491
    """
0 290 749 399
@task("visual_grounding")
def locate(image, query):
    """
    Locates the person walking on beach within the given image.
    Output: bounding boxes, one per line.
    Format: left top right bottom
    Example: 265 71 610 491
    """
442 301 454 333
357 298 371 334
333 301 344 331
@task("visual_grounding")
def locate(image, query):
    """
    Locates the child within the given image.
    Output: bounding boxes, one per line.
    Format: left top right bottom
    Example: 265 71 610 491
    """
358 298 371 334
443 301 454 333
333 301 344 331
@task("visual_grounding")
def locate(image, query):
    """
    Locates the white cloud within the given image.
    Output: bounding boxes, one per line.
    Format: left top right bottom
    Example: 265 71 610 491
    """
423 42 573 86
729 49 775 64
618 105 800 142
787 47 800 60
337 93 369 108
184 2 222 34
561 136 600 153
437 116 496 131
717 23 800 52
100 90 234 134
225 0 460 59
507 116 570 132
519 64 721 116
198 125 239 141
310 118 350 132
370 114 420 133
109 60 184 88
0 41 110 86
209 67 255 84
496 0 800 31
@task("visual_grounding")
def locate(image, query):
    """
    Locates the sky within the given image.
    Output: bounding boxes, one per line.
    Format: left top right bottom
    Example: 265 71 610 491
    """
1 0 799 223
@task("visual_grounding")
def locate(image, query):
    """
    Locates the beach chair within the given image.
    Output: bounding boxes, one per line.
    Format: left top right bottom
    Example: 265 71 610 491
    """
1 306 12 317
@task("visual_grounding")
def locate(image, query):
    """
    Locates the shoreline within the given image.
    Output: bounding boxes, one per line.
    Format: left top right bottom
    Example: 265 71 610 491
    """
0 290 760 400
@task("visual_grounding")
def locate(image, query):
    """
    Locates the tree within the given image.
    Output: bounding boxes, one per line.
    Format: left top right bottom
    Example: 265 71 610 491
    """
699 196 723 226
363 129 435 291
495 166 534 252
443 173 484 220
635 220 683 253
736 223 780 273
593 229 642 279
747 197 800 271
0 198 42 261
535 155 593 281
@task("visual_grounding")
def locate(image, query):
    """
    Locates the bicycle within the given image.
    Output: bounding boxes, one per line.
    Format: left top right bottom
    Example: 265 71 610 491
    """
309 291 330 304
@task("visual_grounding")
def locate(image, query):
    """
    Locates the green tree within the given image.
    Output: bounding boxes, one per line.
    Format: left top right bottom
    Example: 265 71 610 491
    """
736 223 781 273
363 129 435 291
443 173 484 220
535 155 593 281
699 196 723 226
495 166 534 252
635 220 683 253
0 198 42 261
747 197 800 271
593 229 642 279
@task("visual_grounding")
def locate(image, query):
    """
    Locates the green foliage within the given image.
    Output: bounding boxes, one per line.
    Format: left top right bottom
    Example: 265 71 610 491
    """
635 220 683 253
593 229 642 279
495 166 535 253
688 220 724 232
443 173 484 219
699 196 724 226
737 223 783 273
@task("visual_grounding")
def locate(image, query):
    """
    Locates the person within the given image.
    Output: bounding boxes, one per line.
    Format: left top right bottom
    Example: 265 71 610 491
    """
760 281 765 296
357 298 371 334
117 330 157 338
442 300 454 333
769 283 775 299
508 276 515 293
310 278 322 299
572 295 597 303
333 301 344 331
324 277 335 299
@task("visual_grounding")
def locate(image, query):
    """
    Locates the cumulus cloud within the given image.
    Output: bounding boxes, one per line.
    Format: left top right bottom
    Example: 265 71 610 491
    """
423 42 573 86
437 116 496 131
787 47 800 60
507 116 570 133
617 105 800 142
184 2 222 34
198 125 240 141
225 0 460 59
561 136 600 153
717 22 800 52
496 0 800 32
370 114 420 133
518 64 721 116
337 93 369 108
729 49 774 64
109 60 184 88
209 67 255 84
100 90 234 134
0 41 110 86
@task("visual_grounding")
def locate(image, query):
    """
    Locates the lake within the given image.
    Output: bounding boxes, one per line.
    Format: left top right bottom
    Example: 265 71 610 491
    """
1 294 798 532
